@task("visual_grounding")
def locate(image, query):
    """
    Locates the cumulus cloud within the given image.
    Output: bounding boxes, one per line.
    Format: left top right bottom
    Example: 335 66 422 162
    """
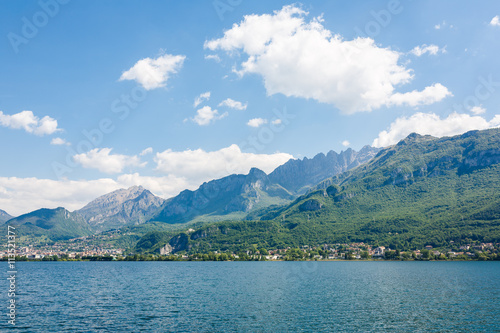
0 110 61 136
0 177 120 216
490 15 500 27
73 148 145 174
119 53 185 90
154 144 293 185
271 119 282 125
1 145 294 215
372 112 500 147
205 5 450 114
51 137 70 146
410 44 445 56
247 118 268 127
342 140 350 147
191 106 227 126
0 174 191 216
218 98 247 110
194 91 211 107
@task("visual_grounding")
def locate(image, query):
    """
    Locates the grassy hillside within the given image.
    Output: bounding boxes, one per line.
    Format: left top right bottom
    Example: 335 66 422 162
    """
3 208 93 243
137 129 500 253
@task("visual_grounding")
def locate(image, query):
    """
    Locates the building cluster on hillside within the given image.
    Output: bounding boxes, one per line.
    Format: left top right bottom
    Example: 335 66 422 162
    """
0 244 123 260
1 240 498 261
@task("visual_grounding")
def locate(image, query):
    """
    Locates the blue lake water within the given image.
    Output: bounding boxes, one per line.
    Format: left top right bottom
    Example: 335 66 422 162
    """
1 261 499 332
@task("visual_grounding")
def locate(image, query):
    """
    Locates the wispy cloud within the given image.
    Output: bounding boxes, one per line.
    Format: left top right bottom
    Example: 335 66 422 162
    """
194 92 211 107
218 98 247 110
204 54 221 62
140 147 153 156
410 44 446 57
470 105 486 115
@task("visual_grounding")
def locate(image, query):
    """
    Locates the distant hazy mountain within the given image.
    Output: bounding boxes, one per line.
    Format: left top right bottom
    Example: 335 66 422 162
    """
77 185 165 232
0 209 13 223
5 207 92 241
268 146 380 194
150 168 294 224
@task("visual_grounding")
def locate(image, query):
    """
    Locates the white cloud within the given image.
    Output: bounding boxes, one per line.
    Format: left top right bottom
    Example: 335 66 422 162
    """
140 147 153 156
247 118 268 127
386 83 452 108
154 144 293 185
490 15 500 27
0 110 61 136
218 98 247 110
0 177 121 216
0 174 191 216
342 140 350 147
271 119 282 125
410 44 445 56
119 53 185 90
194 91 211 107
204 54 221 62
73 148 145 174
1 145 294 216
434 24 441 30
372 112 500 147
51 137 70 146
205 5 450 114
191 106 227 126
470 105 486 115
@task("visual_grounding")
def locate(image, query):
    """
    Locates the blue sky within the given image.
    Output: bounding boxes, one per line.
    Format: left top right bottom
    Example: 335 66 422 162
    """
1 0 500 215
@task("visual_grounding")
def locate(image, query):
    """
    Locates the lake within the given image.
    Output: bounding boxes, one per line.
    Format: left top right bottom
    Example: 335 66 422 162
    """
1 261 499 332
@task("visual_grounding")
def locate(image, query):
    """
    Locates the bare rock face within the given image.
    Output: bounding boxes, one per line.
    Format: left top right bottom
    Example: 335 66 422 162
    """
150 168 294 224
299 199 323 212
150 147 381 224
160 243 173 255
77 186 165 231
268 146 380 194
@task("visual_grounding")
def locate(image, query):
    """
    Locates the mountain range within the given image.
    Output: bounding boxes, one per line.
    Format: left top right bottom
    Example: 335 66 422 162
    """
137 128 500 254
3 146 379 241
150 147 379 224
5 128 500 251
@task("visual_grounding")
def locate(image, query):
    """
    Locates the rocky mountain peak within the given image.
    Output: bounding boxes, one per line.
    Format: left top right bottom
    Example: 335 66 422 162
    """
76 185 164 231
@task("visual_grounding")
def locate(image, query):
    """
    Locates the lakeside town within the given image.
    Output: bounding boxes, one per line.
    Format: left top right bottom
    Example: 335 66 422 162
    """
1 240 499 261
